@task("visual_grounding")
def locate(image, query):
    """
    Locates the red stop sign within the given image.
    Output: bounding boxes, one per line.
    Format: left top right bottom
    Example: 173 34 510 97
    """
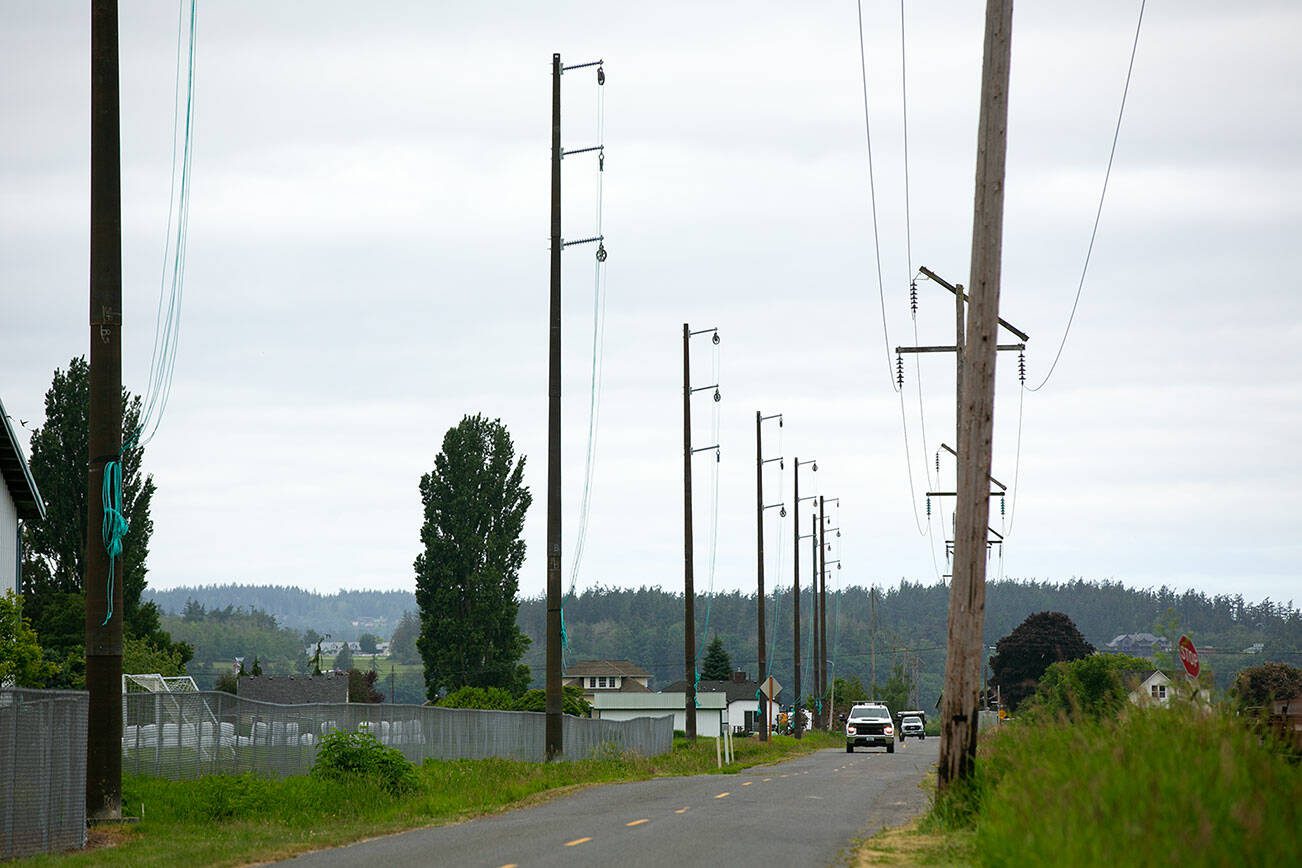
1178 635 1200 679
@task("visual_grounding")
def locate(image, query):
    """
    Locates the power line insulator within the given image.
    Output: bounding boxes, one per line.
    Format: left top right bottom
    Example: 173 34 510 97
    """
909 280 918 318
925 496 931 518
595 242 607 262
597 65 605 85
935 451 940 474
598 150 605 172
1000 495 1006 517
1018 350 1026 384
895 353 904 388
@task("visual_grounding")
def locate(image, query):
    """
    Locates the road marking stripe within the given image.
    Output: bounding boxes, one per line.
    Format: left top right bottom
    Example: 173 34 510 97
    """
626 819 649 827
675 807 690 814
499 864 518 868
565 837 592 847
715 792 730 799
762 777 772 782
741 781 753 787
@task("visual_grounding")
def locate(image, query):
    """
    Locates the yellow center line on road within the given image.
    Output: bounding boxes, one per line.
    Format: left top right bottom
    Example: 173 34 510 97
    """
565 837 592 847
675 807 690 814
741 781 753 786
715 792 731 799
626 819 650 827
762 777 772 782
499 864 518 868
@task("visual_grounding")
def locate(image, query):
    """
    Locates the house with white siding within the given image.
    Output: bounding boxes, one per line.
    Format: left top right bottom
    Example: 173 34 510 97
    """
0 398 46 596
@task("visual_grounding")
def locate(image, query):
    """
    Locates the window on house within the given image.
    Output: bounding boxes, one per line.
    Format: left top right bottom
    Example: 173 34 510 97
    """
599 676 609 688
589 677 598 689
1151 684 1167 699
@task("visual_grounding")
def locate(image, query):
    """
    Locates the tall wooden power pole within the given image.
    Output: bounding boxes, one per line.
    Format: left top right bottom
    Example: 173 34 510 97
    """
682 325 720 742
818 495 828 720
544 52 605 761
85 0 124 821
682 324 696 741
545 52 564 761
939 0 1015 791
791 457 816 738
755 411 783 741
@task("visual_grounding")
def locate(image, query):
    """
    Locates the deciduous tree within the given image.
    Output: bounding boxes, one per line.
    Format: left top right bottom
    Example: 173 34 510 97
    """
990 611 1094 711
414 415 532 698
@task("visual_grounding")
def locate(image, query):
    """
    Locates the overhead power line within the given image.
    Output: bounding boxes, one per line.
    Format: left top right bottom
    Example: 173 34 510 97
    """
1027 0 1147 392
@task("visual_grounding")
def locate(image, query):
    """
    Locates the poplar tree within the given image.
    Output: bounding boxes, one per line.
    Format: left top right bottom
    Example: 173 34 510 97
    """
414 415 532 698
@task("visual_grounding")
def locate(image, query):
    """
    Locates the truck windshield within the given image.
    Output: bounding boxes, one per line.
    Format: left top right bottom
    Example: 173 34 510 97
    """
850 709 889 721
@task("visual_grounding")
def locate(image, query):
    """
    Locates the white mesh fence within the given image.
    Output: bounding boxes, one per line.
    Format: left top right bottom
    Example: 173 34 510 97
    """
121 692 672 779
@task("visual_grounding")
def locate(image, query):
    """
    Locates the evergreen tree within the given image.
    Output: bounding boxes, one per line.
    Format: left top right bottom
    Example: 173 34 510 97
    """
358 633 380 654
334 642 354 671
701 635 733 681
20 357 187 684
389 611 420 664
414 415 532 698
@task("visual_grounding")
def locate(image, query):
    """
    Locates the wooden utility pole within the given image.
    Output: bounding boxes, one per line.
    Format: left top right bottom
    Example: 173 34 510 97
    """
682 323 696 741
755 412 766 740
544 51 564 761
85 0 124 821
809 512 818 718
818 495 828 720
681 324 719 742
755 411 782 741
792 458 802 740
939 0 1014 791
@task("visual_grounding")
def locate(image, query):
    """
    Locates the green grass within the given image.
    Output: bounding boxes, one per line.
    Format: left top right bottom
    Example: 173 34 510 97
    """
900 704 1302 867
24 730 842 867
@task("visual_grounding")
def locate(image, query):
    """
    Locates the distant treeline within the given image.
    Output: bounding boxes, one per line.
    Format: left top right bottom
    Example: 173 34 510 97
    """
517 580 1301 697
146 584 415 640
152 579 1300 697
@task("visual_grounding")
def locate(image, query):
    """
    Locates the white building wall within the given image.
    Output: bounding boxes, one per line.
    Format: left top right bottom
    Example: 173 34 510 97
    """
0 483 18 596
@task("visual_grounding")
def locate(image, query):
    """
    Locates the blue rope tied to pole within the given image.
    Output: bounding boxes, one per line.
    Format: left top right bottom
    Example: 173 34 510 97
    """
99 449 130 625
560 606 568 650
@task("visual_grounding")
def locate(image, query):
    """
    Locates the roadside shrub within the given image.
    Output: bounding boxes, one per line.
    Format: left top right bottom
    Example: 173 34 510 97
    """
437 685 516 710
311 730 417 795
511 685 592 716
1021 652 1152 722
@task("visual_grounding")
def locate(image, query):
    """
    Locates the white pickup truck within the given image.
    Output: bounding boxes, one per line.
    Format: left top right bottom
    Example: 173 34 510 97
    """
896 709 927 740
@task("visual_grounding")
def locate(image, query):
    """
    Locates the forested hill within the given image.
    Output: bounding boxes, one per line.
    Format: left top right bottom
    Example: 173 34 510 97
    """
145 585 416 639
150 580 1299 695
518 580 1300 695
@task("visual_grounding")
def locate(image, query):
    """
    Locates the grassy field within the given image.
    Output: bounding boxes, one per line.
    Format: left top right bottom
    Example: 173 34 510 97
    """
25 730 842 867
854 705 1301 866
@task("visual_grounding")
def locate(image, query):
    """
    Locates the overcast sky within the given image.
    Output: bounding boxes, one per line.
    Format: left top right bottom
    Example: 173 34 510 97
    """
3 1 1299 608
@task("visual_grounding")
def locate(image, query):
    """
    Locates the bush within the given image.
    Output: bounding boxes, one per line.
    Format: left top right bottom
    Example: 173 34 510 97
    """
437 685 516 710
1022 652 1152 722
511 685 591 716
311 730 417 795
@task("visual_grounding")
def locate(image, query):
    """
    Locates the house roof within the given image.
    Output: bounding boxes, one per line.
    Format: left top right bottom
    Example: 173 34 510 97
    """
660 678 777 703
237 673 349 704
0 397 46 522
563 659 652 679
1107 633 1169 648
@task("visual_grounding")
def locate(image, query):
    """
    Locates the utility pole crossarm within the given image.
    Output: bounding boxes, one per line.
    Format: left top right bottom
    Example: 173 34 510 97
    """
895 344 1024 354
939 443 1008 490
918 265 1029 343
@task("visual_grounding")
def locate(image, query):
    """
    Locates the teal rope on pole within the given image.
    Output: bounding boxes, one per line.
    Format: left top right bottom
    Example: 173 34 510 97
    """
99 449 129 625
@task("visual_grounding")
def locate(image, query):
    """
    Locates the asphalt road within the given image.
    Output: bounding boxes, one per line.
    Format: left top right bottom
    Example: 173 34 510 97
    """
283 737 937 868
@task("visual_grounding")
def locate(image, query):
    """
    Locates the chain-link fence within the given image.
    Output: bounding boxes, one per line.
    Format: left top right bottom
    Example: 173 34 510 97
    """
122 691 672 779
1 689 88 859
